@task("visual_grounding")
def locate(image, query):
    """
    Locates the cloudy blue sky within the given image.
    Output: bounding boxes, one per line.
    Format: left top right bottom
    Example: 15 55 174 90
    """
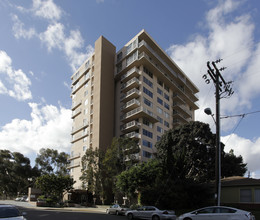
0 0 260 177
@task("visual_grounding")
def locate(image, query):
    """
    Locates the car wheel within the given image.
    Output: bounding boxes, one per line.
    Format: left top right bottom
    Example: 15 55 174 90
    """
183 218 192 220
152 215 160 220
127 213 134 220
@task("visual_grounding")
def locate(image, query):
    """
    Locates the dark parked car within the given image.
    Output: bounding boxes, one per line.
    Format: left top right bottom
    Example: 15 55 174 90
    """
0 204 27 219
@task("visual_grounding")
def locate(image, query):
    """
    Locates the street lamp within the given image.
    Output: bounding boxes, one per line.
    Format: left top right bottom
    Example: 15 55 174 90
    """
204 107 221 206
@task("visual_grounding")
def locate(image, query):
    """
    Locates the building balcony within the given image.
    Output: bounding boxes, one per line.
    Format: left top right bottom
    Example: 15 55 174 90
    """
71 120 89 135
121 98 140 112
121 106 158 123
67 161 80 169
71 108 81 119
172 103 192 119
71 100 82 111
138 50 199 110
71 130 89 143
120 88 140 102
71 73 91 95
120 120 141 133
172 93 185 105
125 131 141 139
121 77 140 92
68 153 80 161
172 119 182 126
121 67 141 83
172 111 189 124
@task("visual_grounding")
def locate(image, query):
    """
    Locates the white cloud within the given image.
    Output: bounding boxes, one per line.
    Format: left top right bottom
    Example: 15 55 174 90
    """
222 134 260 177
167 0 260 175
39 23 94 71
0 102 72 156
11 0 93 72
0 50 32 101
11 14 36 39
32 0 62 22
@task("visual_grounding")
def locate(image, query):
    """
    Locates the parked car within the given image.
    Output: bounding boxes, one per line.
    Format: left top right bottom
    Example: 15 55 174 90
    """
106 204 130 215
126 206 176 220
0 205 27 220
36 198 47 207
177 206 255 220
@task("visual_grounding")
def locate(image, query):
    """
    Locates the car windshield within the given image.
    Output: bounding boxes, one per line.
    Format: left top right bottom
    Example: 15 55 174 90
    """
0 207 21 218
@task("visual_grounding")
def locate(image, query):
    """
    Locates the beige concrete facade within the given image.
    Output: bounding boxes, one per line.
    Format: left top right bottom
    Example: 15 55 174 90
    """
69 30 199 189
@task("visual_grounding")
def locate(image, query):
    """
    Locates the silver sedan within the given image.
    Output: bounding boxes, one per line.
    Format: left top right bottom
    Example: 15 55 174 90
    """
177 206 255 220
126 206 176 220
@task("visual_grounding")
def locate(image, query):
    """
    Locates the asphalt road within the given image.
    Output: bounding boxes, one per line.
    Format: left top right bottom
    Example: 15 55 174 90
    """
0 200 125 220
20 207 125 220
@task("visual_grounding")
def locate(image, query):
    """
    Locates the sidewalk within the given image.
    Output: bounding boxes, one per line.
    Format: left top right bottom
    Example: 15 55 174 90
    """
0 200 109 213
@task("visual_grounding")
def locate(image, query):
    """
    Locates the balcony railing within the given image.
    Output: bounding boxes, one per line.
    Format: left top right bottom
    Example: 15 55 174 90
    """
121 77 140 91
125 131 141 139
121 98 140 111
68 153 80 160
120 120 141 131
120 88 140 101
121 67 140 82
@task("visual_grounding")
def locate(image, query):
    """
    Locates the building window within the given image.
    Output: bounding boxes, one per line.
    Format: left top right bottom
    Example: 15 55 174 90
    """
143 76 153 88
117 52 122 62
157 87 163 96
126 51 138 66
157 78 163 87
255 189 260 203
143 87 153 98
164 120 169 128
83 146 87 151
143 97 153 108
143 118 153 128
117 62 122 73
240 189 252 203
157 97 163 106
164 111 170 119
143 128 153 138
157 136 161 141
164 93 169 101
84 99 88 105
164 84 169 92
142 139 153 148
157 126 163 134
143 66 153 78
157 106 163 115
143 150 152 159
157 116 163 124
164 102 169 110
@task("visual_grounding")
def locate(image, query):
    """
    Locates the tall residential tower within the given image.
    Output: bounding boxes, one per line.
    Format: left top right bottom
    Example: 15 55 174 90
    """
69 30 199 189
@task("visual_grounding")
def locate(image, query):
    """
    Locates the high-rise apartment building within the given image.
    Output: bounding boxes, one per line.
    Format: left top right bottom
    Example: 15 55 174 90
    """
69 30 199 189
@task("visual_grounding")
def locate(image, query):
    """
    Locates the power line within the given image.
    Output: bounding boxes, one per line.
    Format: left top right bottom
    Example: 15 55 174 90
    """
221 110 260 119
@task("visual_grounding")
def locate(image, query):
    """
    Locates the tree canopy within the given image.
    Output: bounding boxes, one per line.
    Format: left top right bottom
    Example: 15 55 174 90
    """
116 121 247 209
35 174 74 202
35 148 69 175
0 150 40 197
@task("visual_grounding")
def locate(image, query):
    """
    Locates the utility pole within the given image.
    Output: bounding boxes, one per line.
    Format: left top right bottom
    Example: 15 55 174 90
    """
203 59 234 206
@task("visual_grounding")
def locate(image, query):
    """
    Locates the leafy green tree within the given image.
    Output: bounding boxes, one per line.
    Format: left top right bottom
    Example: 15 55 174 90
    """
35 174 74 203
0 150 40 197
222 149 247 177
102 137 140 203
35 148 69 175
80 147 103 196
156 121 217 182
117 121 247 209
